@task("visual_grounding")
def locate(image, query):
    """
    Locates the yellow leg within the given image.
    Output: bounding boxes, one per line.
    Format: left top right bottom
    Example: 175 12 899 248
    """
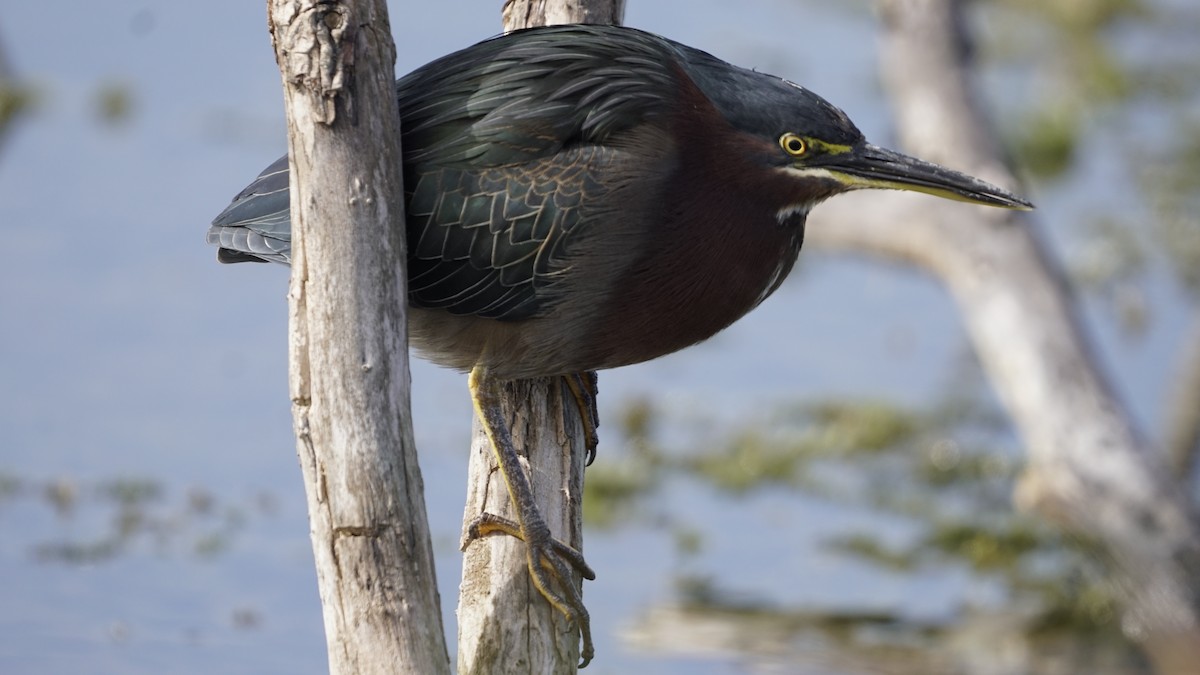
464 365 596 668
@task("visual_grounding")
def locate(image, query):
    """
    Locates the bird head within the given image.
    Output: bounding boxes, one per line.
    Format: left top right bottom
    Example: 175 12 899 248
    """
681 50 1032 216
769 127 1033 212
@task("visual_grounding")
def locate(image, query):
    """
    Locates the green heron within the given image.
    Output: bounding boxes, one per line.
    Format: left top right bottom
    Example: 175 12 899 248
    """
207 23 1030 667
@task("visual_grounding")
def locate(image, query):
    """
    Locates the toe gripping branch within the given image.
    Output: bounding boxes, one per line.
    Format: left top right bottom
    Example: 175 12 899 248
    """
464 366 598 668
563 371 600 465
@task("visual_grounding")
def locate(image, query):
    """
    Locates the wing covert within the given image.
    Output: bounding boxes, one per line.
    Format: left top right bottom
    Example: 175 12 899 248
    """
208 25 687 320
406 144 619 320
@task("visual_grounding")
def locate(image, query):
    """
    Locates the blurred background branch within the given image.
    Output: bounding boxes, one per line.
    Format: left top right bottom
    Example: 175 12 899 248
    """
806 0 1200 671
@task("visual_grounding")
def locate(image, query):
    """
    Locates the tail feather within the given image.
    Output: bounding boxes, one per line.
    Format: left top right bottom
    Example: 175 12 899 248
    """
208 155 293 264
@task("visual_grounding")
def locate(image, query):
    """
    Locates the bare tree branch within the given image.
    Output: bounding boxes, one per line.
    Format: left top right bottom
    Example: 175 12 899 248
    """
502 0 625 27
268 1 449 672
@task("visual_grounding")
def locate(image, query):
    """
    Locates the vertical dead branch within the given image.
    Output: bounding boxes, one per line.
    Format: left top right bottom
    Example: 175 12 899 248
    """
501 0 625 26
268 1 449 673
456 7 622 675
808 1 1200 671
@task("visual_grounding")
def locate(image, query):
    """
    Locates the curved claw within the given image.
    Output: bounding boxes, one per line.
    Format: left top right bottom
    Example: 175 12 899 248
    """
529 539 595 668
563 371 600 466
465 512 596 666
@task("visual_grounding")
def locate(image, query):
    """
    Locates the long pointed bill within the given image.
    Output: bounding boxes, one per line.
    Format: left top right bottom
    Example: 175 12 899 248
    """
825 143 1033 209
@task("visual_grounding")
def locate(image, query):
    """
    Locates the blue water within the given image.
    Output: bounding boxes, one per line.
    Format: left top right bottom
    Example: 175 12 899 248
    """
0 0 1188 672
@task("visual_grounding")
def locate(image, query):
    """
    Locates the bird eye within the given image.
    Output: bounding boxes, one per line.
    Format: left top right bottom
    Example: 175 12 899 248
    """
780 133 808 157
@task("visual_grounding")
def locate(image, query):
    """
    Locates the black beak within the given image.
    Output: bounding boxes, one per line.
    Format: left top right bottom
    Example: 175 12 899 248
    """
827 143 1033 209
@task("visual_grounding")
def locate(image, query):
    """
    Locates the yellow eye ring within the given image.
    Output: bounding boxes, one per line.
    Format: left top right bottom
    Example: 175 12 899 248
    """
780 133 808 157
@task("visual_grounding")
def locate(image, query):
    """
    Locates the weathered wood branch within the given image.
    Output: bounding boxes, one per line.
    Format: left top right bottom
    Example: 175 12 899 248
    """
269 1 449 672
456 6 622 675
807 1 1200 671
501 0 625 27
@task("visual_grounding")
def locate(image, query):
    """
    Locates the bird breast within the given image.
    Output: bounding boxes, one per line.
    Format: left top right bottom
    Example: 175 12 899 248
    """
572 189 805 372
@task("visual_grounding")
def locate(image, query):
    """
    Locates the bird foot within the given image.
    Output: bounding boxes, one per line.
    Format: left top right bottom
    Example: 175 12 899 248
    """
562 371 600 465
464 511 597 668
